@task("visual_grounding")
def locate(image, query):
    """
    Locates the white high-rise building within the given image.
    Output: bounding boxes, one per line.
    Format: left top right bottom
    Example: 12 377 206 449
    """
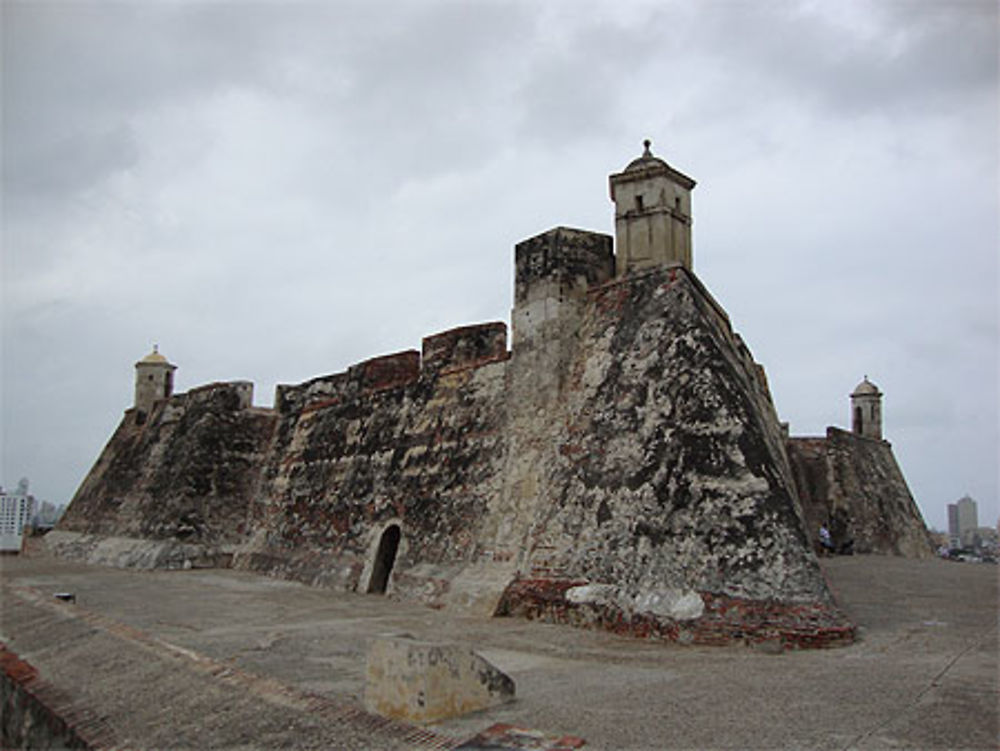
947 495 979 549
1 481 36 552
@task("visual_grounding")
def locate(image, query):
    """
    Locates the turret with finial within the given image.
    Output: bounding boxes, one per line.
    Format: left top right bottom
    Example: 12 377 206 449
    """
609 139 697 275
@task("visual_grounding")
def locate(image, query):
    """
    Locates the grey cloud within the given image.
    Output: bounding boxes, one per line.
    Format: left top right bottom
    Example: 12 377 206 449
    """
696 0 997 120
511 11 675 149
3 123 139 202
1 0 996 534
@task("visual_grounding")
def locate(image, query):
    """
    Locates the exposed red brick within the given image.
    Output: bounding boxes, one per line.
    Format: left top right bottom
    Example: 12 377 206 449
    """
359 350 420 392
1 644 38 683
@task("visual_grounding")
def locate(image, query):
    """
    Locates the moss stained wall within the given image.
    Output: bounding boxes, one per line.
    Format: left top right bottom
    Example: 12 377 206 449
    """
523 266 824 602
59 382 276 555
492 263 853 647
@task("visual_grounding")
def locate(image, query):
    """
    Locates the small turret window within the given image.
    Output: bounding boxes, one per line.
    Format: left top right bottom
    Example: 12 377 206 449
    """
635 195 644 211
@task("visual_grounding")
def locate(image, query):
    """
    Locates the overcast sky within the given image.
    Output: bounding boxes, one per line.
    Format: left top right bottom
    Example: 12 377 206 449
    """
2 0 997 533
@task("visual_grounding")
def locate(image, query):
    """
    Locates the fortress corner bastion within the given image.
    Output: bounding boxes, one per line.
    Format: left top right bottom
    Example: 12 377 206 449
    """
55 143 933 648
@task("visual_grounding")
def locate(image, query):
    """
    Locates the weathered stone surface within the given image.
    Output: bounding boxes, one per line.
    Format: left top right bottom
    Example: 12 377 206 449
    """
43 530 228 570
58 382 276 567
788 428 934 558
365 636 515 724
486 259 857 647
514 265 824 604
235 330 510 603
422 323 509 375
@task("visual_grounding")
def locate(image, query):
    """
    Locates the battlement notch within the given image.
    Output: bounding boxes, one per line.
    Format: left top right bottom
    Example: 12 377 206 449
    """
422 323 508 374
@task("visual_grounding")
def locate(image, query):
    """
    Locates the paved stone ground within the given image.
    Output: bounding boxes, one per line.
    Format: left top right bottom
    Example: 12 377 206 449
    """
1 550 996 750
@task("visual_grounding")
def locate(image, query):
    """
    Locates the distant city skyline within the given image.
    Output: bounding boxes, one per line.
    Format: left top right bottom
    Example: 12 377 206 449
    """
0 481 35 551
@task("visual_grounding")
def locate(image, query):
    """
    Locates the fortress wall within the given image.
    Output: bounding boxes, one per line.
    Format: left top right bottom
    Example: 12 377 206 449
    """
789 429 934 558
235 347 510 602
54 230 864 644
188 380 255 409
495 265 851 646
515 265 823 601
53 256 855 644
497 228 614 521
785 436 831 553
52 260 857 645
55 382 277 567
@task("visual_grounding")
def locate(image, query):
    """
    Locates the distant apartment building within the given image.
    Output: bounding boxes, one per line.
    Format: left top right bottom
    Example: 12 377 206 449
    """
32 500 64 527
947 495 979 549
1 483 36 552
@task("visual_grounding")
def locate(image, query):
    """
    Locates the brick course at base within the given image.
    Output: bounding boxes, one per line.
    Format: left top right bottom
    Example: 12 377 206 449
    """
496 579 856 649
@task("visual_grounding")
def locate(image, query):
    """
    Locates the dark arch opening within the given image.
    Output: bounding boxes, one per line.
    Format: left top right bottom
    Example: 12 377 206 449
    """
853 406 864 435
367 524 401 594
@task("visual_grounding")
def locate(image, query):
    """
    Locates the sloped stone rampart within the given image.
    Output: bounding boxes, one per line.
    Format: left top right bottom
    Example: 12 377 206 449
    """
788 428 933 558
57 382 276 566
512 266 828 605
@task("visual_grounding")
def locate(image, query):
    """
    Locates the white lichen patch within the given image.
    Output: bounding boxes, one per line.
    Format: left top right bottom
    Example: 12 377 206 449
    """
581 336 616 392
631 588 705 620
566 582 705 621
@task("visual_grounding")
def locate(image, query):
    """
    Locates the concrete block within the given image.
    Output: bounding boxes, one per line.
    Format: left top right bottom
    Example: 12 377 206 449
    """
365 635 514 724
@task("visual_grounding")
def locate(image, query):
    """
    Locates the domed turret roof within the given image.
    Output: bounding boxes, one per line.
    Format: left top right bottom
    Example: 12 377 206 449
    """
851 376 881 397
611 139 696 192
624 139 669 172
137 345 171 366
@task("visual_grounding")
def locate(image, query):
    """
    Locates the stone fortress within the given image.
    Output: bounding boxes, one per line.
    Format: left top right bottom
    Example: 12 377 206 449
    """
53 142 933 649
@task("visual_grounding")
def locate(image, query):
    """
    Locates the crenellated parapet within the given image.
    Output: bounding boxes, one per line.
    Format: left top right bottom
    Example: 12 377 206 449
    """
184 380 255 410
422 323 508 375
274 322 510 417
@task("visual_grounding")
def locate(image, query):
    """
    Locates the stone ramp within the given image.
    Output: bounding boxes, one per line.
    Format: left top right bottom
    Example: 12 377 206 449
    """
1 584 461 750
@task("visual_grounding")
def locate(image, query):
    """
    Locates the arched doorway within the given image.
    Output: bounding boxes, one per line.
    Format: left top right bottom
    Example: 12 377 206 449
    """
367 524 401 594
